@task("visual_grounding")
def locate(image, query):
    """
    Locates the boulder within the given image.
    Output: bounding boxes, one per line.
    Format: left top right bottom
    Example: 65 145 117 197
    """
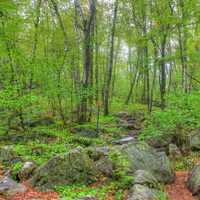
116 111 144 130
87 147 109 161
87 147 113 177
115 112 129 118
133 170 159 189
117 119 135 130
18 161 37 181
190 130 200 150
28 148 99 190
0 146 19 163
95 157 113 177
77 196 97 200
127 184 158 200
147 135 173 151
121 142 175 184
169 143 181 159
0 176 27 197
187 163 200 195
24 117 54 127
74 127 99 138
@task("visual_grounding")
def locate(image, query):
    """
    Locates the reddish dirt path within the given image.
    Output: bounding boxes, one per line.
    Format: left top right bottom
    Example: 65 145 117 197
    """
166 171 197 200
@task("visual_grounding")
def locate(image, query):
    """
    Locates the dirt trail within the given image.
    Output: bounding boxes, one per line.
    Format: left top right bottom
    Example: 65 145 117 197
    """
166 171 197 200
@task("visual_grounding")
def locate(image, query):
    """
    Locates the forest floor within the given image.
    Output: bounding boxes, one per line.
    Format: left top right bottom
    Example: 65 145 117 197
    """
1 109 200 200
0 172 197 200
166 171 197 200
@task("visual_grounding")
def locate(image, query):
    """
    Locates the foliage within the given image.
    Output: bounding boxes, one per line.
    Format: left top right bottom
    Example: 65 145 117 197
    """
11 161 23 180
140 92 200 141
56 181 125 200
174 152 200 171
0 85 37 110
66 135 104 146
55 184 98 200
109 148 134 188
1 0 200 199
13 141 72 165
156 191 169 200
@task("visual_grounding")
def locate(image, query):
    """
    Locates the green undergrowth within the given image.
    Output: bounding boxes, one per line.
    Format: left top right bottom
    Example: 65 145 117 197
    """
56 180 125 200
173 151 200 171
156 191 169 200
12 137 104 165
111 100 148 113
11 162 23 180
56 180 168 200
140 92 200 143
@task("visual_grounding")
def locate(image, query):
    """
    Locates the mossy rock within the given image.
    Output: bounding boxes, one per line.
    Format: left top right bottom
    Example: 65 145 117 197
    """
28 148 100 191
120 142 175 184
0 146 20 164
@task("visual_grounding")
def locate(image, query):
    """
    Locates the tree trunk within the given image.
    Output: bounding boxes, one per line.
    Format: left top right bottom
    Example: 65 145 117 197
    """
104 0 118 115
160 35 167 110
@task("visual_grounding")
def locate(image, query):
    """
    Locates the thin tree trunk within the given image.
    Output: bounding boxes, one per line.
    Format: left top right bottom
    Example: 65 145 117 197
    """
29 0 42 89
74 0 96 122
125 48 139 105
160 35 167 110
104 0 118 115
149 46 158 112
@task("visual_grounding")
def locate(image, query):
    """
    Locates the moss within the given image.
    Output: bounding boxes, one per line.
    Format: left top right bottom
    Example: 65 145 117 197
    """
109 148 134 188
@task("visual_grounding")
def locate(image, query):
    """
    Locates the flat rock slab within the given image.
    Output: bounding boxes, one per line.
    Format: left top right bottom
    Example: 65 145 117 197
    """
112 136 135 145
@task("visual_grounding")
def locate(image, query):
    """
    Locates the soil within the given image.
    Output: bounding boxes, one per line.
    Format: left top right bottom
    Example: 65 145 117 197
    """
166 171 197 200
0 183 59 200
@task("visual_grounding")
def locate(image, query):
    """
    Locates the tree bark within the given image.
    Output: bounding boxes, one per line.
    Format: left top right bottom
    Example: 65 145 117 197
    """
104 0 118 115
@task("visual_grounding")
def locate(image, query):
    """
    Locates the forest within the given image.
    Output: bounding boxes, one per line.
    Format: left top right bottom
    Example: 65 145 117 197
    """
1 0 200 200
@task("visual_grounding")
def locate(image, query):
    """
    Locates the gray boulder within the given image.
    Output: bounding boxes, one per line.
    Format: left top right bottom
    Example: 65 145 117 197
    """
24 117 54 127
169 143 181 160
18 161 37 181
187 163 200 195
133 170 159 189
0 146 19 163
147 135 173 151
190 130 200 150
77 196 97 200
28 148 99 190
87 147 113 177
87 147 109 161
127 184 158 200
121 142 175 184
73 127 99 138
116 112 144 130
0 176 27 197
95 157 113 177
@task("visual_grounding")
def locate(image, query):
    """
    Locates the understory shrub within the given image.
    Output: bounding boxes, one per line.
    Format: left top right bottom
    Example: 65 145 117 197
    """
140 92 200 142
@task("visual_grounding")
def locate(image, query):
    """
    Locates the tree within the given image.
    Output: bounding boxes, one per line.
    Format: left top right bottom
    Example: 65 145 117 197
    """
104 0 118 116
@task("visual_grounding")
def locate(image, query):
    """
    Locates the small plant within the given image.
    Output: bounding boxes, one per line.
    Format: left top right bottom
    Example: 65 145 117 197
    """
55 184 98 199
156 191 169 200
67 135 103 146
11 162 23 180
174 151 200 171
109 149 134 189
